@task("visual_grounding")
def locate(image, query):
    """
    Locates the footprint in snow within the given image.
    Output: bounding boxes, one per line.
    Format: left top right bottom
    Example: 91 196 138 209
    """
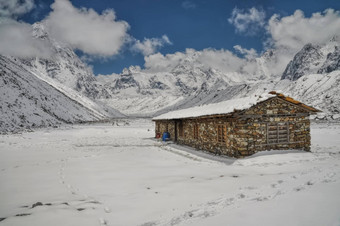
294 186 305 192
85 200 101 206
104 207 111 213
99 218 108 225
237 193 245 199
140 221 157 226
242 186 257 190
253 196 268 202
306 181 314 186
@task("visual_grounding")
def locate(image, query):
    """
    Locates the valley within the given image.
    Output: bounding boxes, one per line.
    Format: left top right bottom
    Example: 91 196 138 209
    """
0 120 339 226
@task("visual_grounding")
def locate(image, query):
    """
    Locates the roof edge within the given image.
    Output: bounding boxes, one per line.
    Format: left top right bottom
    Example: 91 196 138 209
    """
269 91 321 113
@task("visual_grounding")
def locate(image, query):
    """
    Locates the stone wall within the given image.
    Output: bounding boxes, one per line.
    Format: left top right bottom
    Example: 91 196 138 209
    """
176 118 238 156
155 120 175 139
232 116 311 156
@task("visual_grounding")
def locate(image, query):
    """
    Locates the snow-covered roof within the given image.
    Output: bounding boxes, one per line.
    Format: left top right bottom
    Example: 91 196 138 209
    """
153 93 276 120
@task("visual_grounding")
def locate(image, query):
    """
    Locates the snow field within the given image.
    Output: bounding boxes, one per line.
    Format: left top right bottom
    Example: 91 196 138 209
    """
0 120 339 226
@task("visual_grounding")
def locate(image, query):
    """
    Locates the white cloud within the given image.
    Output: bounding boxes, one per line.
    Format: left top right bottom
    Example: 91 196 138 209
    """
262 9 340 75
131 35 172 56
267 9 340 53
0 0 52 58
228 7 266 36
182 1 196 9
198 48 246 73
0 0 171 59
0 19 52 58
44 0 129 57
233 45 258 60
143 48 250 74
0 0 35 18
144 51 186 73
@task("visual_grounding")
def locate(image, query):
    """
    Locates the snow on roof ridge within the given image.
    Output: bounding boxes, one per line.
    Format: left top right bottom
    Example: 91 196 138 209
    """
153 93 276 120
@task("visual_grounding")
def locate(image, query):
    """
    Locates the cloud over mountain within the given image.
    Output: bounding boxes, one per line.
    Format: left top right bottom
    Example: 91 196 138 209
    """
0 0 52 58
0 0 170 59
0 19 53 58
267 9 340 53
264 9 340 75
44 0 129 57
143 48 249 74
131 35 172 56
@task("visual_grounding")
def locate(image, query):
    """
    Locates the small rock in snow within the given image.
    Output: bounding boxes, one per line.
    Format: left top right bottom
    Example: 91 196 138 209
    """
32 202 43 208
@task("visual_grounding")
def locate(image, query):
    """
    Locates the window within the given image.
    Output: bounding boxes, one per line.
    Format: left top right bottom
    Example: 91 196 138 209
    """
193 124 199 139
267 122 289 144
217 125 226 143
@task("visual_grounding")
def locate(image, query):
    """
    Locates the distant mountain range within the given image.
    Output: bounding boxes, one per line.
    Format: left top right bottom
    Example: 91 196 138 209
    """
94 36 340 120
1 23 339 132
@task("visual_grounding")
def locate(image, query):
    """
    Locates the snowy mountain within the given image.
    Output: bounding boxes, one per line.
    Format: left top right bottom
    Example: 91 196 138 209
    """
278 71 340 120
18 23 103 99
1 21 339 131
282 40 339 80
94 48 283 115
0 22 127 132
0 55 123 133
99 41 340 119
318 46 340 74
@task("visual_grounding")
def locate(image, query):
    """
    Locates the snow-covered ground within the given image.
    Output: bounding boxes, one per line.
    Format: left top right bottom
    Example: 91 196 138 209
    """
0 120 339 226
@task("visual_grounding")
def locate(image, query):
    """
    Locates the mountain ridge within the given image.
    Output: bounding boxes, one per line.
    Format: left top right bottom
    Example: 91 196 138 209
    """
1 23 340 132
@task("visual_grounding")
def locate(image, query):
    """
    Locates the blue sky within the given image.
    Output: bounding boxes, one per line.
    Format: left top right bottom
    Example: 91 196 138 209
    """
6 0 340 74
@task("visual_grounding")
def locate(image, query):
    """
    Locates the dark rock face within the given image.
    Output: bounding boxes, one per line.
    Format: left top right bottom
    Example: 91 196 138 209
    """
318 46 340 74
282 42 340 81
114 74 139 90
149 77 168 90
32 202 43 208
281 44 323 81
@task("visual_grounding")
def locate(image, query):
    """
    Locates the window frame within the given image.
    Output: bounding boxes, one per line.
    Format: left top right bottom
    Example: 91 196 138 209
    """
267 122 289 145
217 124 226 144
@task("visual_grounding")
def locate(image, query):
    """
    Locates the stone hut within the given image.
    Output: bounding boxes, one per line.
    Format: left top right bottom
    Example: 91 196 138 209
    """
152 92 320 157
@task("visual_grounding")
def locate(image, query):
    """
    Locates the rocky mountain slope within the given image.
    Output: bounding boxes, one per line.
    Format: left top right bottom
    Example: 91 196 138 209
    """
282 40 339 80
0 55 120 132
19 23 104 99
94 48 282 116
